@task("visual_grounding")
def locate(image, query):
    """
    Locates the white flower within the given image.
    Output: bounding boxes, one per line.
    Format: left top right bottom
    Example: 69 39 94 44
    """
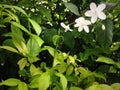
74 17 91 33
85 2 106 23
60 22 72 32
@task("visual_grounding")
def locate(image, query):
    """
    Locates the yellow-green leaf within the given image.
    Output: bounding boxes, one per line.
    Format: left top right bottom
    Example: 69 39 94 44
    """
0 46 18 53
17 58 27 70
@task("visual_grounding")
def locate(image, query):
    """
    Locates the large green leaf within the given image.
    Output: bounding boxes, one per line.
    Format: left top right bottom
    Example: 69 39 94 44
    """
55 73 67 90
96 19 113 46
64 3 79 16
38 72 51 90
28 18 42 36
27 38 40 56
111 83 120 90
0 78 20 86
18 82 28 90
96 56 115 65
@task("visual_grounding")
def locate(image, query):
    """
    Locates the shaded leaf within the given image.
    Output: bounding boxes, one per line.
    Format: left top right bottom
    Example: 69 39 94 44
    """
64 3 79 16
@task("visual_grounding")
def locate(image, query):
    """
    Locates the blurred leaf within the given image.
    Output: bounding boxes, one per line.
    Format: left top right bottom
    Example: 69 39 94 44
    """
0 78 20 86
2 5 27 16
111 83 120 90
63 32 75 49
64 3 79 16
29 18 42 36
66 64 74 75
55 73 67 90
70 87 83 90
96 19 113 46
37 5 52 21
18 82 28 90
17 58 27 70
96 56 115 65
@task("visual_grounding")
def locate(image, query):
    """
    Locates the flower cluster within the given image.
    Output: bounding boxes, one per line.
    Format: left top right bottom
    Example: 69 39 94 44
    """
61 2 106 33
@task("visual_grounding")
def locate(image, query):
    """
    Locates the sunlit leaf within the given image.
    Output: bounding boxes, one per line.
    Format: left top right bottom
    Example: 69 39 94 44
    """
27 38 40 56
96 56 115 65
13 39 28 56
18 82 28 90
0 46 18 53
28 18 42 36
55 73 67 90
70 87 83 90
38 72 51 90
17 58 27 70
111 83 120 90
0 78 20 86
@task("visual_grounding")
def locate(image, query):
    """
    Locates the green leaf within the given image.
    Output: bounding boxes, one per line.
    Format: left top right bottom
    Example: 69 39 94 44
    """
52 35 63 46
66 64 74 75
18 82 28 90
30 64 43 76
38 72 51 90
0 46 18 53
2 5 27 16
27 38 40 56
17 58 27 70
111 83 120 90
96 56 115 65
55 73 67 90
40 46 55 56
64 3 79 16
96 19 113 46
31 34 44 48
13 39 28 56
37 5 52 21
11 22 31 35
99 84 113 90
0 78 20 86
28 18 42 36
63 32 75 49
70 87 83 90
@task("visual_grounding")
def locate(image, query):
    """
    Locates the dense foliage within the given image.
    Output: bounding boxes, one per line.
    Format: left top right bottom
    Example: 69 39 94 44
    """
0 0 120 90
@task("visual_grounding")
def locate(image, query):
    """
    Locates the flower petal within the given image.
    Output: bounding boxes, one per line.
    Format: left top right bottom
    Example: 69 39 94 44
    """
60 23 66 28
85 10 94 17
78 27 83 32
97 3 106 11
85 20 91 25
97 12 106 20
91 15 97 23
84 26 89 33
90 2 97 10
